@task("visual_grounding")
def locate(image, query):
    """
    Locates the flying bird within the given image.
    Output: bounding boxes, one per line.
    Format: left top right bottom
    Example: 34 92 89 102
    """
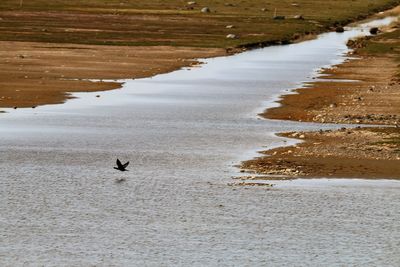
114 159 129 171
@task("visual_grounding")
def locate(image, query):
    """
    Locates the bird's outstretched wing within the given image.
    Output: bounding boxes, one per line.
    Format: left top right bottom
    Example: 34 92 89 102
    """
116 159 123 169
122 161 130 168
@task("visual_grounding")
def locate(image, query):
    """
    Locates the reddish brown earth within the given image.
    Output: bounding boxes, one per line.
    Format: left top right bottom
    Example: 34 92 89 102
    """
264 56 400 126
0 42 224 108
241 127 400 179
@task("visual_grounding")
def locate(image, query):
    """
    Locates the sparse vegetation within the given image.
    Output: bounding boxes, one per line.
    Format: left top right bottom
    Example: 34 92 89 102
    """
0 0 399 48
353 26 400 56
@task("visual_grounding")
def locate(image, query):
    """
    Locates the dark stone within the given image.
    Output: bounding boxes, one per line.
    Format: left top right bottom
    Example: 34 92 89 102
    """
370 27 379 35
335 26 345 33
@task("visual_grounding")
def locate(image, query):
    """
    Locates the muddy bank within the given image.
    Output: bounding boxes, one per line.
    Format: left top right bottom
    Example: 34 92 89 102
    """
241 127 400 179
242 16 400 179
0 42 224 108
264 54 400 126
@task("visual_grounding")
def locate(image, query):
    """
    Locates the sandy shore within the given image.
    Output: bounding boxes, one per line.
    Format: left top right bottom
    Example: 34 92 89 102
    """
241 17 400 179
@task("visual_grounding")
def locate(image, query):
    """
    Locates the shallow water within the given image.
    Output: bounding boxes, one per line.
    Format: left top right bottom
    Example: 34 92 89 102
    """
0 18 399 266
